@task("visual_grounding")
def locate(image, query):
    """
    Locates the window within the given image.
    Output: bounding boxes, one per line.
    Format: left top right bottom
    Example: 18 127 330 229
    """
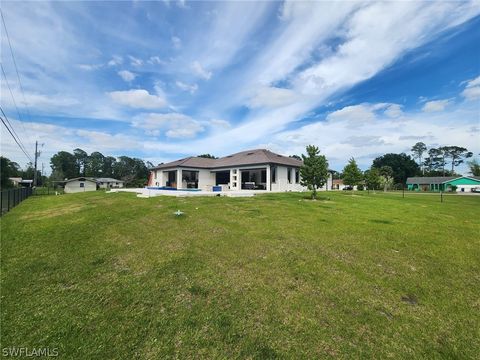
295 168 300 183
287 167 292 183
271 166 276 183
79 182 84 188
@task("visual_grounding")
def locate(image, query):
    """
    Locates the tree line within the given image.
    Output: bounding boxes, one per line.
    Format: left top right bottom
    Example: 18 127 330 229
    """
1 156 44 189
295 142 477 198
1 149 153 189
340 142 477 191
50 149 152 187
411 142 473 176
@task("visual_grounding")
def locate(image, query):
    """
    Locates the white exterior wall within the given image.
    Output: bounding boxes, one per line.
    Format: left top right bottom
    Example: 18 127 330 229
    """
229 169 240 190
150 165 332 192
455 184 480 192
271 166 305 192
195 169 215 190
151 169 167 187
151 168 215 190
64 180 97 193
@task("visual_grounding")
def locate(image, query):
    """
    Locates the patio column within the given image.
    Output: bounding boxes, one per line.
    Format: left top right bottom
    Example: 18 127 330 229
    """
266 166 271 191
176 169 181 189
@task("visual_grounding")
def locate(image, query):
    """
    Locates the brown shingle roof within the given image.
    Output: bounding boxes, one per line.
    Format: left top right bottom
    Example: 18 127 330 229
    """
152 149 303 170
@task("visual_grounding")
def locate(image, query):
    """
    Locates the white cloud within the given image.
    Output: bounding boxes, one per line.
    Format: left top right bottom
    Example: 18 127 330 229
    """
462 86 480 100
384 104 403 118
341 135 386 148
209 119 231 129
462 76 480 100
76 129 138 149
107 55 123 66
267 100 480 171
191 61 212 80
77 64 102 71
176 0 188 9
171 36 182 49
0 118 143 171
176 81 198 94
129 55 143 67
327 104 377 124
148 56 164 65
0 83 80 110
108 89 167 109
248 87 298 109
132 112 205 139
117 70 137 82
422 99 451 112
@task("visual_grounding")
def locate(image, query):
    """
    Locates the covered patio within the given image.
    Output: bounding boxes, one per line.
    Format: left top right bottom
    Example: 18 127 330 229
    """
240 168 267 190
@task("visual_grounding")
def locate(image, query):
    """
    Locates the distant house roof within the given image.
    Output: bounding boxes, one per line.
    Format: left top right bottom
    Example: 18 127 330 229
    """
95 178 123 183
64 177 97 183
406 176 480 184
332 179 343 185
152 149 303 170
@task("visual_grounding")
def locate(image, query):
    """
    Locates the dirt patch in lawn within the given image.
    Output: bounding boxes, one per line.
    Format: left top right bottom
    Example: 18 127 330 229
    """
20 204 87 220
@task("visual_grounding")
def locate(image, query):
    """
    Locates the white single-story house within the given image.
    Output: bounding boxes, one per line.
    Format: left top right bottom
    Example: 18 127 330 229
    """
96 177 124 189
8 177 33 187
64 177 98 193
149 149 333 192
331 179 357 190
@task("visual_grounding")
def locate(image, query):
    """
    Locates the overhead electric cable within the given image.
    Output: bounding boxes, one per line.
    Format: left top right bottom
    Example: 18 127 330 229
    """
1 9 34 141
0 114 33 163
1 64 27 127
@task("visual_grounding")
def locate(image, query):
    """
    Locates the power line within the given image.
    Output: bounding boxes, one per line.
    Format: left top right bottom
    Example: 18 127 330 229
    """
0 114 33 163
1 9 34 140
1 64 27 131
0 106 32 162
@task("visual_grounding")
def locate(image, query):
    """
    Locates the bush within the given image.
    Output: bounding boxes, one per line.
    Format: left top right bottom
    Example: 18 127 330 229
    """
357 184 364 191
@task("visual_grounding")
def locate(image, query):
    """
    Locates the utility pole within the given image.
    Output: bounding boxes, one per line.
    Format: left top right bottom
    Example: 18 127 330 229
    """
33 142 44 187
34 141 38 187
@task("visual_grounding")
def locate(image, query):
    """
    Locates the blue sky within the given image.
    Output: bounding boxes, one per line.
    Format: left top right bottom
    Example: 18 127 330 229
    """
1 0 479 173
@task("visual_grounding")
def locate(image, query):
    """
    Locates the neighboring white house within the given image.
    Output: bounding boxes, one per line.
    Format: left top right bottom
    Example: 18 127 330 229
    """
64 177 98 193
8 177 33 187
331 179 357 190
96 178 124 189
149 149 333 192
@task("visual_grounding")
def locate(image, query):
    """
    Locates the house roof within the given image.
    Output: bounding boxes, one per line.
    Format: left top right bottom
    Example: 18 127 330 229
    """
95 177 123 183
332 179 343 185
406 176 480 184
64 177 97 183
152 149 303 170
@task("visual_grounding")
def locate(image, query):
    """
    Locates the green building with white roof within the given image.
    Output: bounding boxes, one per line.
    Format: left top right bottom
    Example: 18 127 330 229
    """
406 176 480 192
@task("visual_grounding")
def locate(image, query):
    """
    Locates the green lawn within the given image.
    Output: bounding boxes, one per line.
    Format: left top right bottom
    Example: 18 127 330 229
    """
1 191 479 359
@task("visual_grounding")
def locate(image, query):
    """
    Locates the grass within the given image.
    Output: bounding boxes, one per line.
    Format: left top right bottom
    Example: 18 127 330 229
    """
1 191 479 359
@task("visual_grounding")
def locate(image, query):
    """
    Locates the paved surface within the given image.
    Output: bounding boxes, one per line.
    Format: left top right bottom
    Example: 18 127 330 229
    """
108 188 278 198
